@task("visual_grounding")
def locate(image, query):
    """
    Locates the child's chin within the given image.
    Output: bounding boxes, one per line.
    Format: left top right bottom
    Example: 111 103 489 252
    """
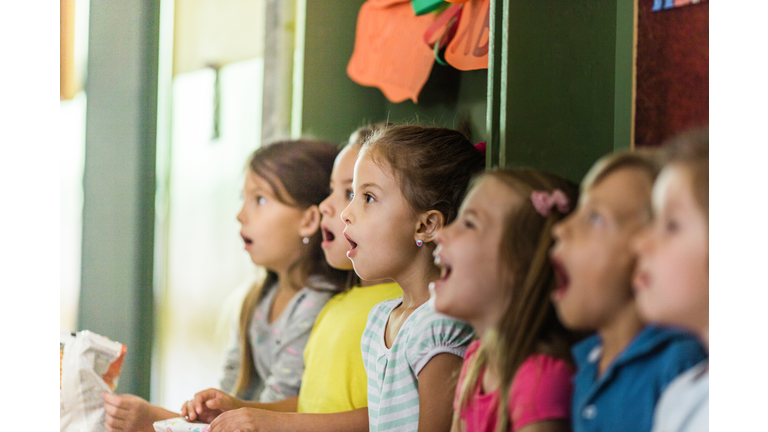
327 256 354 271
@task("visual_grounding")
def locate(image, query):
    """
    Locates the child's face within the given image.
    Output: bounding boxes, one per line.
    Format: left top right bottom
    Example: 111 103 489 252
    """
432 177 519 329
549 167 653 331
340 149 420 281
237 171 307 273
633 164 709 332
319 145 360 270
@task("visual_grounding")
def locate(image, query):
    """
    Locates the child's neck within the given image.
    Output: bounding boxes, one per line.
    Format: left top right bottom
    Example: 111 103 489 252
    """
393 248 437 310
276 268 303 295
596 302 644 375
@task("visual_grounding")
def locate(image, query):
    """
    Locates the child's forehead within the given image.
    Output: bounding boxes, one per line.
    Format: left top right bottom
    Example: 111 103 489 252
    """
355 149 397 184
653 165 696 210
581 167 653 218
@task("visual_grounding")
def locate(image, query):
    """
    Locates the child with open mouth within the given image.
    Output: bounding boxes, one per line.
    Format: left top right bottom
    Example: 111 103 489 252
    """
431 168 579 432
632 130 709 432
179 124 402 431
340 125 485 432
548 149 708 432
104 139 344 431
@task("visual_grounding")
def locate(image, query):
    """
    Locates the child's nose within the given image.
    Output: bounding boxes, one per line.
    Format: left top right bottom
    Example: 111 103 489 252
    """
340 206 352 225
319 197 333 217
552 216 568 241
631 226 652 255
236 205 246 223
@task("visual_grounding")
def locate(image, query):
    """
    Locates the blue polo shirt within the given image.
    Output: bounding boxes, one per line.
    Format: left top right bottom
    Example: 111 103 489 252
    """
571 325 707 432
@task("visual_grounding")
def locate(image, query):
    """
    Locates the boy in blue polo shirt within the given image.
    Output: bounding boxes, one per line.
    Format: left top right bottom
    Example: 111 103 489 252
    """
549 150 707 432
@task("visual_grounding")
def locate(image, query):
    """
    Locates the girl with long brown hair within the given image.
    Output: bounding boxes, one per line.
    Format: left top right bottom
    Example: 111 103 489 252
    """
104 139 345 432
432 169 580 432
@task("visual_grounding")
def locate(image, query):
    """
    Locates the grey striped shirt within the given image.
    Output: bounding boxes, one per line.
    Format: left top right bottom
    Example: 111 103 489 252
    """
361 298 475 431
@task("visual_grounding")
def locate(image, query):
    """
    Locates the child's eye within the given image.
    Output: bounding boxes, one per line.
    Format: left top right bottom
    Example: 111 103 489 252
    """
463 219 476 229
364 193 375 204
345 189 354 201
256 196 267 205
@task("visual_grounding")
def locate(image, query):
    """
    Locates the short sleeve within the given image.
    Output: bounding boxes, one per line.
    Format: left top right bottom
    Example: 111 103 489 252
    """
407 305 476 376
509 355 574 431
453 340 481 411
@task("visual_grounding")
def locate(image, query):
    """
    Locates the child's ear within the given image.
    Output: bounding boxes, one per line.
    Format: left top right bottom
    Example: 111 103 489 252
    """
298 205 321 238
415 210 445 244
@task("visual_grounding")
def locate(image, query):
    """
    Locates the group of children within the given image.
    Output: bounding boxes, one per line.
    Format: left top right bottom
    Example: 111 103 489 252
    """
101 123 709 432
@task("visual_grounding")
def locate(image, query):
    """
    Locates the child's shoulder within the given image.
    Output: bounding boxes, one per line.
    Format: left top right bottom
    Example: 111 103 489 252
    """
408 300 473 329
402 302 476 371
631 325 707 367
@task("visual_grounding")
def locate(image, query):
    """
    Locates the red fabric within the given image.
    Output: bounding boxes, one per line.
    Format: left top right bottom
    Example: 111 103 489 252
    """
454 341 574 432
634 0 709 147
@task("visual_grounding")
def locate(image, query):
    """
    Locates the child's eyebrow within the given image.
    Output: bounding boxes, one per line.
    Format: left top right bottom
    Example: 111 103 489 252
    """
359 182 381 191
463 208 486 222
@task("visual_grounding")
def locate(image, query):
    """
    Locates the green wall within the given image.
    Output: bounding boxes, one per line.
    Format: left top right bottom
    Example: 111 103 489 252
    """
493 0 634 182
297 0 488 145
297 0 635 181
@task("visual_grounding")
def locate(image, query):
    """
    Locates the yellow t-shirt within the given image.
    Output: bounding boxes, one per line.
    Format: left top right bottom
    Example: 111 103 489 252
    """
296 282 402 413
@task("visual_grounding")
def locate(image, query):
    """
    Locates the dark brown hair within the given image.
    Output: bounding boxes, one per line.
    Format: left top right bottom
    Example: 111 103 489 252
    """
363 124 485 225
233 139 347 397
660 128 709 219
453 169 579 432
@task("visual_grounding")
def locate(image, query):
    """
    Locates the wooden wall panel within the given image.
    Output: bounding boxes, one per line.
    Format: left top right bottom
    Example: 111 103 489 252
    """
635 0 709 147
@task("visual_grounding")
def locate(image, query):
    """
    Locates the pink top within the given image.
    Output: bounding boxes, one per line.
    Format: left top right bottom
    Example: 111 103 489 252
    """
453 341 574 432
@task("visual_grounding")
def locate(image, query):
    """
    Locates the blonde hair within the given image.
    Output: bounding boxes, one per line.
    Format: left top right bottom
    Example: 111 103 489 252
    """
660 128 709 219
453 169 579 432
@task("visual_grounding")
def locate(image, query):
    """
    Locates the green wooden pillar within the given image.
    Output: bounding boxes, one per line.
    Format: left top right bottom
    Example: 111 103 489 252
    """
79 0 161 398
489 0 635 181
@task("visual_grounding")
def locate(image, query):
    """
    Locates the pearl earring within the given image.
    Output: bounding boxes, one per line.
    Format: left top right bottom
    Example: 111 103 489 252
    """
416 239 423 247
303 237 309 244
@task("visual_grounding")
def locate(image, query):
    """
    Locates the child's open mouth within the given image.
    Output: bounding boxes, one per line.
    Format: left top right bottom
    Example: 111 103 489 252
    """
431 253 452 294
438 261 452 282
344 233 358 257
551 258 569 302
321 224 335 247
241 233 253 249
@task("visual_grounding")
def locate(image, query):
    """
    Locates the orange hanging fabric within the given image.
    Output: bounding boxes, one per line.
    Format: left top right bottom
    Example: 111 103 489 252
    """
347 0 437 103
444 0 489 70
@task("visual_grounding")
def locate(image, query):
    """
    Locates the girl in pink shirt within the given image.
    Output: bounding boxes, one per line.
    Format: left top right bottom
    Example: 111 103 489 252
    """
432 169 580 432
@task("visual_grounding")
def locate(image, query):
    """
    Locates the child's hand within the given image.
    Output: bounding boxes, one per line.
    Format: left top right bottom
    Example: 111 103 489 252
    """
102 392 159 432
209 408 282 432
180 388 243 423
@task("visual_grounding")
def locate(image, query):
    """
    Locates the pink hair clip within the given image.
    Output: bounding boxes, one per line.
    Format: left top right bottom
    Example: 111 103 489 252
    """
474 142 486 155
530 189 570 217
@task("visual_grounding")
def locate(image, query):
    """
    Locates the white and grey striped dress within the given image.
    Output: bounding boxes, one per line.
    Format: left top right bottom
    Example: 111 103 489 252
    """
361 298 475 431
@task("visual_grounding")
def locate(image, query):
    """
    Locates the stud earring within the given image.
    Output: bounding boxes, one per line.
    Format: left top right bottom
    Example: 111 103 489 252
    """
416 239 424 247
303 237 309 244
